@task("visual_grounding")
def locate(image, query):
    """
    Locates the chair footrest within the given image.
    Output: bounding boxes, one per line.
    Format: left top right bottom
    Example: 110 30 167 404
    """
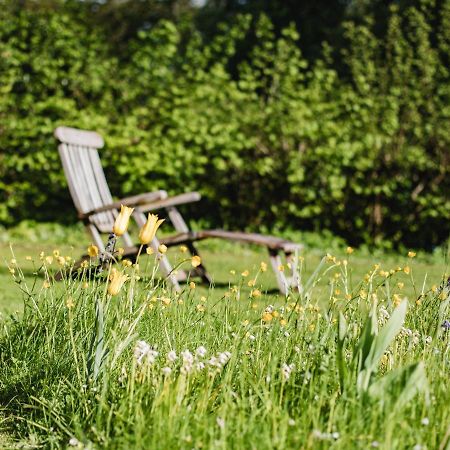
160 229 302 252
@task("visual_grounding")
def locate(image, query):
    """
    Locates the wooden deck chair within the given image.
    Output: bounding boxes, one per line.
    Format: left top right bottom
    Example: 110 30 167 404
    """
55 126 302 294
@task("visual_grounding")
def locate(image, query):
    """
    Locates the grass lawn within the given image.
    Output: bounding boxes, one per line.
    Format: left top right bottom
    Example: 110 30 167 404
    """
0 226 449 449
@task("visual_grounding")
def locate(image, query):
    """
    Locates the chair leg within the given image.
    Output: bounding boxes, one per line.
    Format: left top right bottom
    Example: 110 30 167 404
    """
187 243 213 285
268 249 289 295
285 249 302 293
148 237 181 292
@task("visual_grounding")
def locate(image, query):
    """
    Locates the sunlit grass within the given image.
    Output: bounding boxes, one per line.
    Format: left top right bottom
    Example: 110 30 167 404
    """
0 234 448 449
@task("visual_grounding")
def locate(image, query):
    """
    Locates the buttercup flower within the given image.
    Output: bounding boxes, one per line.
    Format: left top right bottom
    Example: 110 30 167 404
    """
87 244 99 257
113 205 134 236
108 269 128 296
158 244 168 254
191 255 201 267
139 213 164 245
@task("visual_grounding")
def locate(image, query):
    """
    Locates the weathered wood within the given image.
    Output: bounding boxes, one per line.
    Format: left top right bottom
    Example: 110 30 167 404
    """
79 191 168 219
55 126 104 148
139 191 201 212
159 229 302 252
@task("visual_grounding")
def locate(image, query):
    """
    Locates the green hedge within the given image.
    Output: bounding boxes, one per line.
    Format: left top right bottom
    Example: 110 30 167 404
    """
0 3 449 249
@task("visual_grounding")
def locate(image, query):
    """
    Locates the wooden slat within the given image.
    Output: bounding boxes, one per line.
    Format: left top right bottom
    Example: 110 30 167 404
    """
79 191 168 218
160 229 302 252
54 126 104 148
139 192 201 212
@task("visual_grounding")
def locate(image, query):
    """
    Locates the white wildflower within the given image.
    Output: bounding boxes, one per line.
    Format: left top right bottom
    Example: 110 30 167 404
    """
281 363 295 381
134 340 158 366
162 366 172 376
216 417 225 429
218 351 231 365
288 418 295 426
265 304 274 313
196 346 207 358
167 350 177 362
421 417 429 426
68 437 80 447
196 362 205 371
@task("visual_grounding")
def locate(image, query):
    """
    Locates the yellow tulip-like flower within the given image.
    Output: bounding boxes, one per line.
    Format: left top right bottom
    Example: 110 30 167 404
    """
108 268 128 296
113 205 134 236
139 214 165 245
87 244 99 257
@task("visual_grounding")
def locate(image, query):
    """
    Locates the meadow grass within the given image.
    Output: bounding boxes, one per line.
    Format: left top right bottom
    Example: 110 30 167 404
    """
0 228 449 449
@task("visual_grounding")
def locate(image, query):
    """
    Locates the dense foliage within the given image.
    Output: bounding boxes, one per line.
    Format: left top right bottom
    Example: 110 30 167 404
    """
0 0 449 249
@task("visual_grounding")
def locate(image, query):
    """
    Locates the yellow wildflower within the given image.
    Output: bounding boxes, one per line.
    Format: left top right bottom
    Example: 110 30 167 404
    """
45 256 53 265
260 261 267 272
262 312 273 322
139 213 164 245
53 249 60 257
43 280 51 289
122 259 132 267
158 244 168 254
392 294 402 307
403 266 411 275
408 251 416 258
146 247 154 255
117 247 125 256
250 289 261 298
180 245 188 253
278 265 285 272
191 255 202 267
280 319 287 327
66 297 75 309
241 270 249 277
87 244 99 257
108 269 128 296
113 205 134 236
162 297 171 306
25 255 32 261
248 279 256 287
189 281 196 290
196 304 205 312
56 256 66 266
346 247 354 255
326 253 336 263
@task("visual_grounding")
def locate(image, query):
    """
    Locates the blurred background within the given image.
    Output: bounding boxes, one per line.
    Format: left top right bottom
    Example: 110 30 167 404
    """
0 0 449 251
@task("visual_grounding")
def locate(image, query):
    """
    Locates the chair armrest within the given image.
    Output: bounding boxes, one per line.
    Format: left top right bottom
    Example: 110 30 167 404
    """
139 192 201 212
79 190 168 219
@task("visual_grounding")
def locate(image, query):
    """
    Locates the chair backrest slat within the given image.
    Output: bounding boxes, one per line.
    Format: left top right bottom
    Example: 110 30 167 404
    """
55 126 116 234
